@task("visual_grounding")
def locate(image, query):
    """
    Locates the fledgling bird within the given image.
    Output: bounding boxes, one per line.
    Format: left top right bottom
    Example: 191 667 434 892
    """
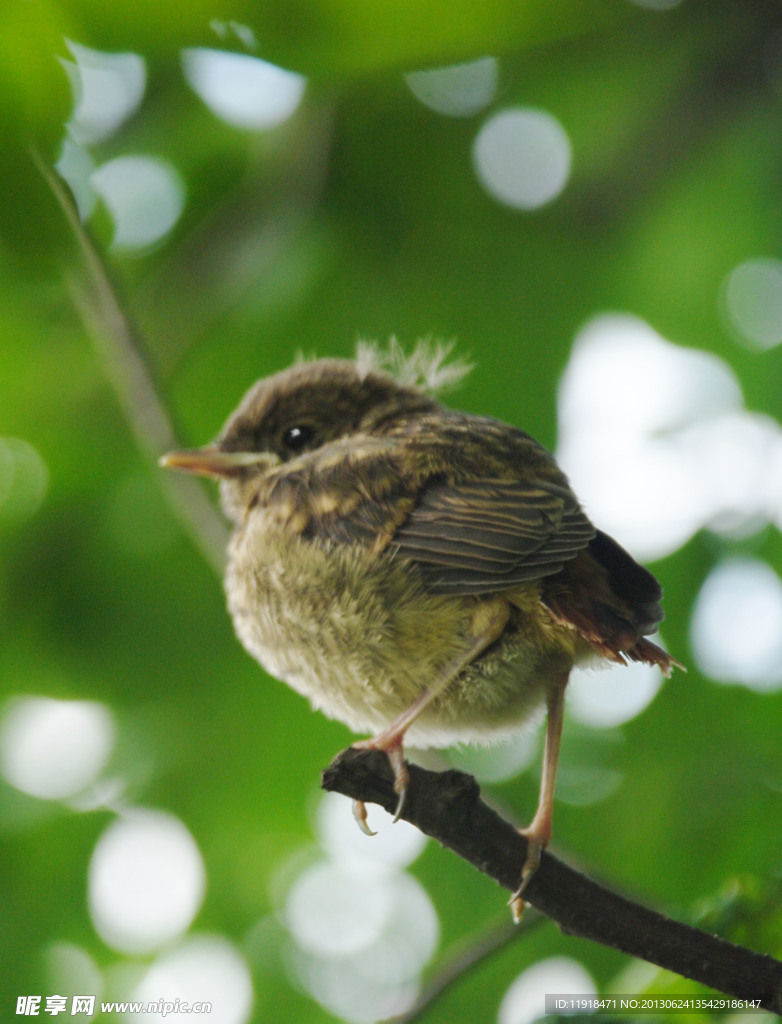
161 341 676 910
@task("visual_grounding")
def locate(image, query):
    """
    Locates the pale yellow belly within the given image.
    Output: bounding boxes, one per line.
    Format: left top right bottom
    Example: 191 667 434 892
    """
225 514 580 747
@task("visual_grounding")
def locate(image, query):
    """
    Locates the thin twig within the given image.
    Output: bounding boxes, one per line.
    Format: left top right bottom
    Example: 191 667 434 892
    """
32 149 228 574
323 748 782 1014
387 912 541 1024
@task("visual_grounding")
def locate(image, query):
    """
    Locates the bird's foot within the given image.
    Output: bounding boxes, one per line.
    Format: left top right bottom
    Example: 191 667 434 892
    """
508 828 546 922
350 731 410 834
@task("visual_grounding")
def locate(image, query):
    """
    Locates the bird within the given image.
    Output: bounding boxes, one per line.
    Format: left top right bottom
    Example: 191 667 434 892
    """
161 341 676 913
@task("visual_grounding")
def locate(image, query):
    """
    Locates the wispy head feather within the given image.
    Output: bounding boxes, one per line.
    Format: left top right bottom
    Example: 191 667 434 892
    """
355 337 472 394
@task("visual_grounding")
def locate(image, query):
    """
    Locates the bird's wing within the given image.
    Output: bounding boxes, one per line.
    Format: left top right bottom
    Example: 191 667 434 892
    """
263 427 595 597
391 478 595 595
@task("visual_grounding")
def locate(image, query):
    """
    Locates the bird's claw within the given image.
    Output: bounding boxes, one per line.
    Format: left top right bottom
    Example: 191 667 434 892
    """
350 736 410 834
508 836 543 922
508 894 526 924
350 784 405 834
392 782 407 822
352 798 376 836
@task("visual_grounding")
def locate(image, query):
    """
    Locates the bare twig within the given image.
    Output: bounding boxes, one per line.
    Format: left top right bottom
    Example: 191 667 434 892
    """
32 149 228 573
387 913 540 1024
322 748 782 1014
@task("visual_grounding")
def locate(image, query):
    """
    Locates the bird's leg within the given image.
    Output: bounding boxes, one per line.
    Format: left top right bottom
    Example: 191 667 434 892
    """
509 668 569 921
352 599 510 833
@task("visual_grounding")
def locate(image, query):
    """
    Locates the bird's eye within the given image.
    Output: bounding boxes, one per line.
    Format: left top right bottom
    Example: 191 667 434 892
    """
282 424 314 452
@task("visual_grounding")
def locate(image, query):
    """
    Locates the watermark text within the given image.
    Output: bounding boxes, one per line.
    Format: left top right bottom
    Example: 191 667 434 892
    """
16 995 212 1016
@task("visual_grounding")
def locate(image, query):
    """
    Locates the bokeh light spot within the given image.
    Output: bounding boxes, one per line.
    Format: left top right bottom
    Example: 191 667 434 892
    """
131 935 253 1024
405 57 498 117
291 951 418 1024
553 725 625 807
723 257 782 351
277 789 438 1022
691 558 782 692
209 20 258 51
64 42 146 145
317 791 427 868
287 867 438 1024
557 314 782 560
0 437 49 522
556 759 624 807
286 861 392 958
447 729 537 783
559 315 742 436
88 809 206 954
498 957 596 1024
0 697 115 801
473 108 571 210
45 943 104 1004
182 49 306 130
91 155 185 251
56 138 97 221
568 658 664 728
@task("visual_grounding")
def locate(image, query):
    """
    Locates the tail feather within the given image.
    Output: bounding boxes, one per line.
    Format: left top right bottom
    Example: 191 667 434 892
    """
587 530 663 634
541 530 682 673
627 636 683 677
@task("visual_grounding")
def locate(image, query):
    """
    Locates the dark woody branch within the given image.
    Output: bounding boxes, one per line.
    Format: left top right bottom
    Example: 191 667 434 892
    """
322 748 782 1014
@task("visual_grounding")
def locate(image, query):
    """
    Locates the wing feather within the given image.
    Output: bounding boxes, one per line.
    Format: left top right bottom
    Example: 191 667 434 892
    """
265 422 596 598
392 479 595 595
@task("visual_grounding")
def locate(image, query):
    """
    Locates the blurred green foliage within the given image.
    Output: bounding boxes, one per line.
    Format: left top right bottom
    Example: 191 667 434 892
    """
1 0 782 1022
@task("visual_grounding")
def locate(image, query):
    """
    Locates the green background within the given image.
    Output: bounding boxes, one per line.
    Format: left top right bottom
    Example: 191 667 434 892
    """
1 0 781 1021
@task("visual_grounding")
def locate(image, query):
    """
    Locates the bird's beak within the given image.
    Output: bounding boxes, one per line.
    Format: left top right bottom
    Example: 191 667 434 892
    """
159 445 278 479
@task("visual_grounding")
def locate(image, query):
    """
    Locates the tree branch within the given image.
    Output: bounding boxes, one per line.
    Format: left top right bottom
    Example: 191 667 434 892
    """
390 913 539 1024
32 149 229 576
322 748 782 1014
